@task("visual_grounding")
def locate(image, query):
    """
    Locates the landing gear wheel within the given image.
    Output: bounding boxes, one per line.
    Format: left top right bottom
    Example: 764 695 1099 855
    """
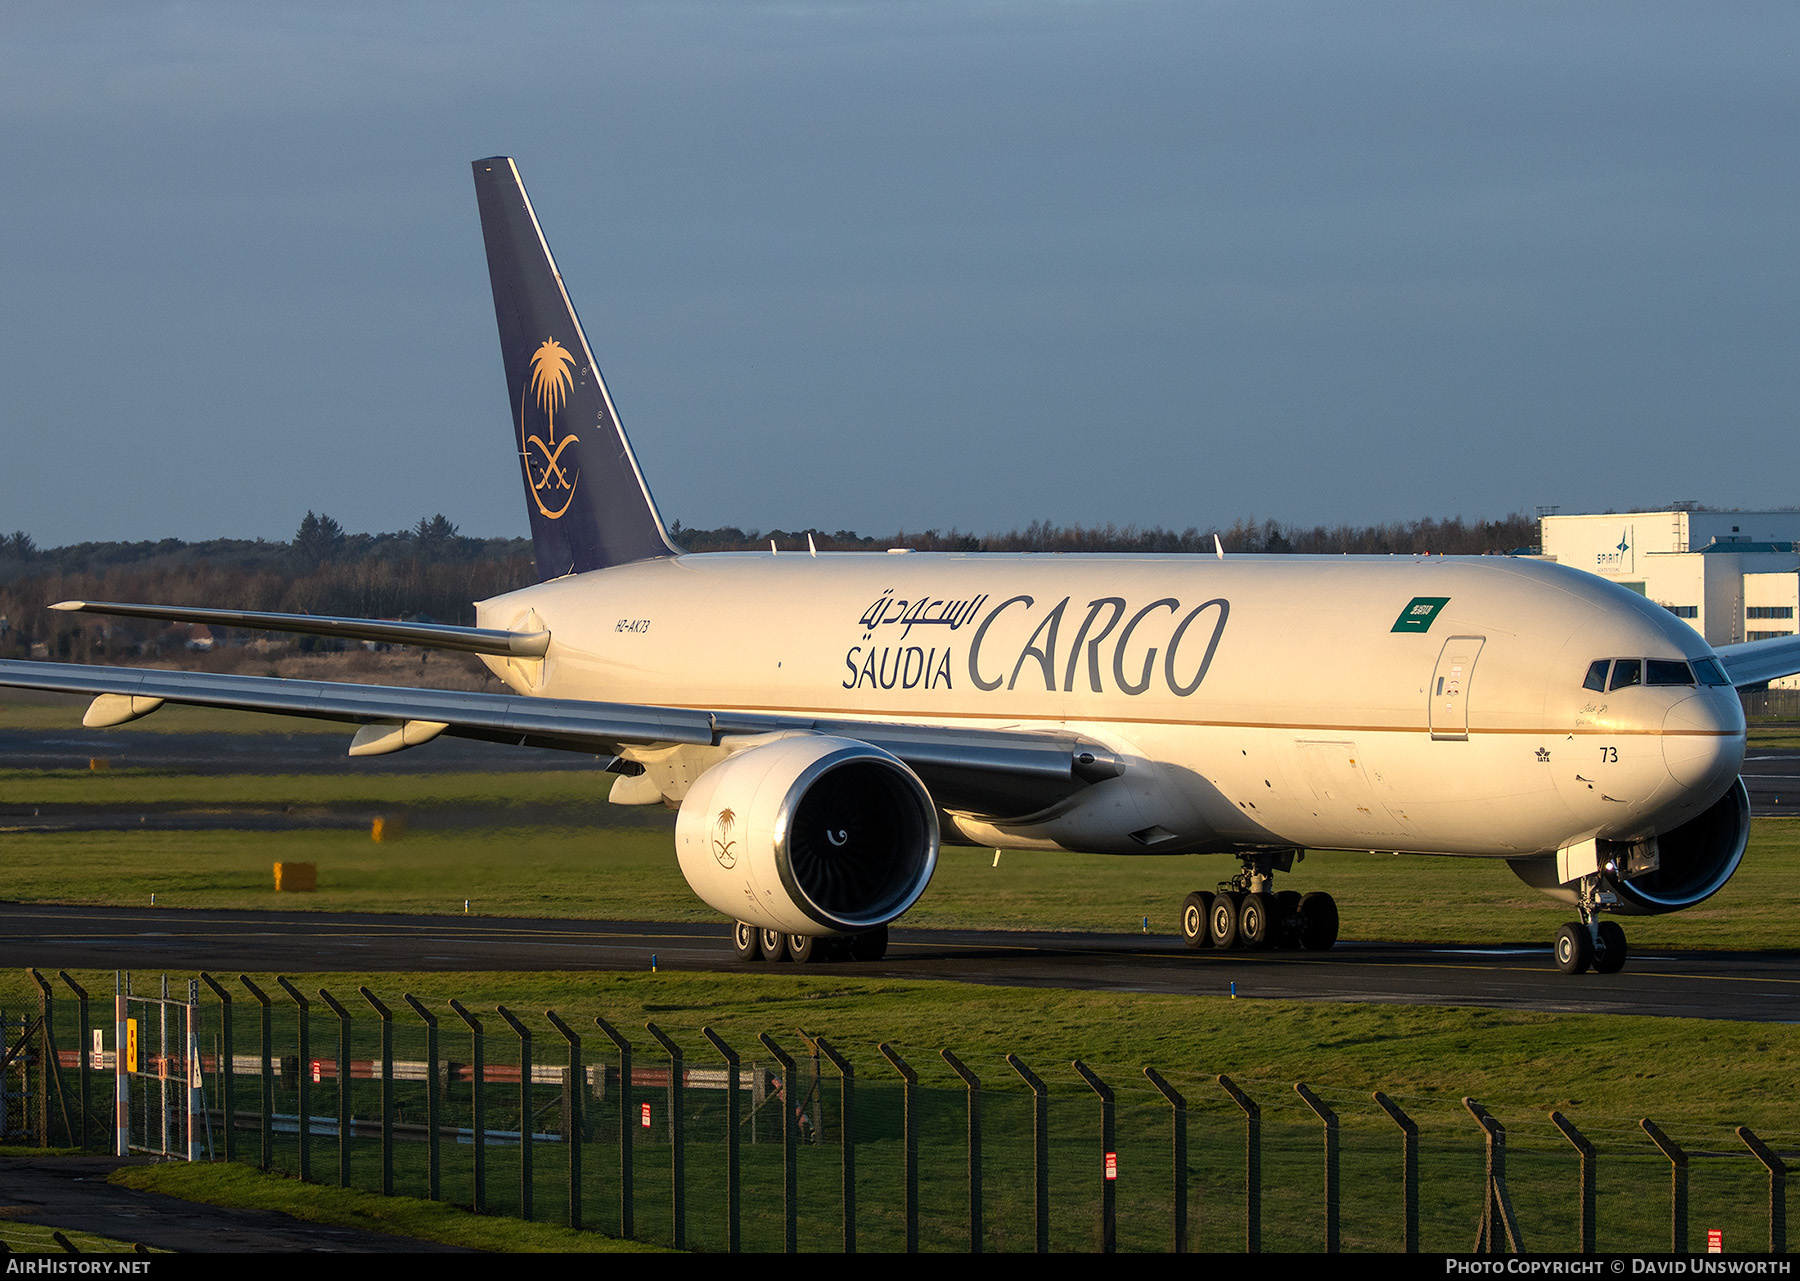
847 924 889 962
1298 892 1339 951
1594 921 1627 975
733 920 760 962
1554 922 1593 974
1275 890 1303 949
1181 891 1215 949
758 926 789 963
1209 892 1241 949
787 933 821 964
1238 892 1275 949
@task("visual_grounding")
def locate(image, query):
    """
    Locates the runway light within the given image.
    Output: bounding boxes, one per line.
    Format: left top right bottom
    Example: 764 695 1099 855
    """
651 954 658 972
1142 916 1149 934
1229 981 1237 999
464 899 470 914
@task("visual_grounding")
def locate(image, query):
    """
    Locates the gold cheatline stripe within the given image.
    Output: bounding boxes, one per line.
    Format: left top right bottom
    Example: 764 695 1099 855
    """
677 702 1739 737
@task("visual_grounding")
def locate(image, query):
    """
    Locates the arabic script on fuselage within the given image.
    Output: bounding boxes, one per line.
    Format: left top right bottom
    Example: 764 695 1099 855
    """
843 588 1230 698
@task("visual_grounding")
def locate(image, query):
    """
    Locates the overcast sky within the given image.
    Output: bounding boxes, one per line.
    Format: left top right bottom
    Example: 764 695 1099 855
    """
3 2 1796 547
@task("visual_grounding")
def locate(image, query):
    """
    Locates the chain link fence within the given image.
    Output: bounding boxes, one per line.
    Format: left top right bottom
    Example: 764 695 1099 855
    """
4 968 1793 1253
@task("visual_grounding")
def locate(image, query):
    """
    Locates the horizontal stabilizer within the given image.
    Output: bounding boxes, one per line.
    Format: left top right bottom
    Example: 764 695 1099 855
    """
51 600 550 659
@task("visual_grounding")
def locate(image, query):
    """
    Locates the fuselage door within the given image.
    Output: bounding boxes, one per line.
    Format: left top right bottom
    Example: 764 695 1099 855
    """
1429 636 1486 741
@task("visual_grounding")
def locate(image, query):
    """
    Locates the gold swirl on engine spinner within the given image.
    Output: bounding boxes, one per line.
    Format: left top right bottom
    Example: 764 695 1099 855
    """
521 337 580 519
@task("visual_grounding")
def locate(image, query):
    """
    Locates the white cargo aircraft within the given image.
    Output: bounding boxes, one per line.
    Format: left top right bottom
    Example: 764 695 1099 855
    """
6 158 1796 976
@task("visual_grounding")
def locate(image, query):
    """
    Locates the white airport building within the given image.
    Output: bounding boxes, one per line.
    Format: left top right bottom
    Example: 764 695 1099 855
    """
1538 509 1800 679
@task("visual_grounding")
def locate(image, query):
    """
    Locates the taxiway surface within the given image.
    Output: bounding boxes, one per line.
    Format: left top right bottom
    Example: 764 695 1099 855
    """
3 902 1796 1023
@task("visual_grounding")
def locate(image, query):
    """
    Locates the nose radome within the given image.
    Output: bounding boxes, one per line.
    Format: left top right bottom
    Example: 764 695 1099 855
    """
1663 692 1746 791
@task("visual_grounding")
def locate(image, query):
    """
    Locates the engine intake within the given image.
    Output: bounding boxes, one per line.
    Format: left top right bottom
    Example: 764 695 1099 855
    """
1510 777 1749 915
1605 776 1749 915
676 735 939 934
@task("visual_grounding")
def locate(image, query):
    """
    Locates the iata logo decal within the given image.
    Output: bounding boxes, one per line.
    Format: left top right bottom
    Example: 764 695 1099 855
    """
711 808 739 868
521 337 580 519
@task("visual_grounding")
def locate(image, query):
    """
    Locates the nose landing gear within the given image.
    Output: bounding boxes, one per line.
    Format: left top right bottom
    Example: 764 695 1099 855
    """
1179 851 1338 953
1554 875 1628 975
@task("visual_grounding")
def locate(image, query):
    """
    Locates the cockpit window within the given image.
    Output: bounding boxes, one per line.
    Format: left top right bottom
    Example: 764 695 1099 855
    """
1646 660 1695 686
1693 657 1732 687
1585 656 1729 691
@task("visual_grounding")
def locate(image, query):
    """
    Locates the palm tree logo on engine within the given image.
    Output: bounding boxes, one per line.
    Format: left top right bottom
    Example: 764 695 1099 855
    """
522 337 580 519
711 808 738 868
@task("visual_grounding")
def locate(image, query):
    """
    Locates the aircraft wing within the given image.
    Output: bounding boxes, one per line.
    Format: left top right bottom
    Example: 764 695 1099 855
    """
0 659 1116 818
1714 635 1800 689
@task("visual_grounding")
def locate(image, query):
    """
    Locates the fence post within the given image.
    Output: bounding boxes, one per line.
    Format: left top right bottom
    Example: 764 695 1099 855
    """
316 988 352 1188
199 974 234 1163
495 1005 533 1222
1006 1053 1050 1254
1218 1074 1261 1253
113 972 129 1158
158 974 171 1159
1072 1061 1117 1253
1466 1098 1524 1254
879 1042 919 1253
1373 1091 1418 1253
55 973 90 1152
595 1016 634 1239
238 977 273 1170
942 1049 983 1254
1641 1118 1688 1253
402 995 441 1202
760 1033 799 1254
1295 1083 1339 1253
1143 1067 1187 1254
358 988 394 1196
275 979 310 1181
814 1035 856 1254
1737 1126 1787 1254
184 979 203 1162
1549 1110 1596 1254
644 1022 682 1247
701 1027 740 1254
449 1000 485 1214
28 969 69 1149
546 1010 583 1232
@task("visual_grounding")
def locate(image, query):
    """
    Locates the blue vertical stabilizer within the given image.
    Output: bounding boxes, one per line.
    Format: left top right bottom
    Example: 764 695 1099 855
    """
472 157 681 578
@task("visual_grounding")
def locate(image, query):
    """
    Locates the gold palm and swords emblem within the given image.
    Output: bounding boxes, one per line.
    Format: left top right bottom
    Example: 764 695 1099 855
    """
522 337 580 519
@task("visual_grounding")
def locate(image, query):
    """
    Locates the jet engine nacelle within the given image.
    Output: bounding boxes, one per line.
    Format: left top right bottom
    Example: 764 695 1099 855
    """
675 735 940 935
1510 777 1750 916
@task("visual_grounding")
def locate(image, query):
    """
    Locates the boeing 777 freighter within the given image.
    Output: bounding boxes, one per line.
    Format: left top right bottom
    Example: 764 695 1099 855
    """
7 158 1795 975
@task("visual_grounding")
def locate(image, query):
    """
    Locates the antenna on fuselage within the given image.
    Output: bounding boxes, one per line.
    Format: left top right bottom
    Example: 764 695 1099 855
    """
1214 534 1225 560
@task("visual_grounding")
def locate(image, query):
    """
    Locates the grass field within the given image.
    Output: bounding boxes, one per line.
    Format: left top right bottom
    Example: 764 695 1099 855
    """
4 761 1800 948
7 966 1796 1252
5 758 1799 1249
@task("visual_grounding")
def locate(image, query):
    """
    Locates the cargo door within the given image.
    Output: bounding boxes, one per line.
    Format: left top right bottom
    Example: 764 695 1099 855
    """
1429 636 1485 741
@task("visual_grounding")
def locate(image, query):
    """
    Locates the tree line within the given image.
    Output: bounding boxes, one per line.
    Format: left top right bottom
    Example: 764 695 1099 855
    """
0 510 1537 663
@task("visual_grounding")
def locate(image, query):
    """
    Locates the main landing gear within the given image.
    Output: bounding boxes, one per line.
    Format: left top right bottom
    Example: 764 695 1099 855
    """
1179 851 1339 953
1554 875 1627 975
733 921 889 964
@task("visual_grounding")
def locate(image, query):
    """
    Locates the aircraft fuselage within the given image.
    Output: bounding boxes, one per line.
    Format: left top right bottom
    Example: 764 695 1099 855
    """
475 549 1746 862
